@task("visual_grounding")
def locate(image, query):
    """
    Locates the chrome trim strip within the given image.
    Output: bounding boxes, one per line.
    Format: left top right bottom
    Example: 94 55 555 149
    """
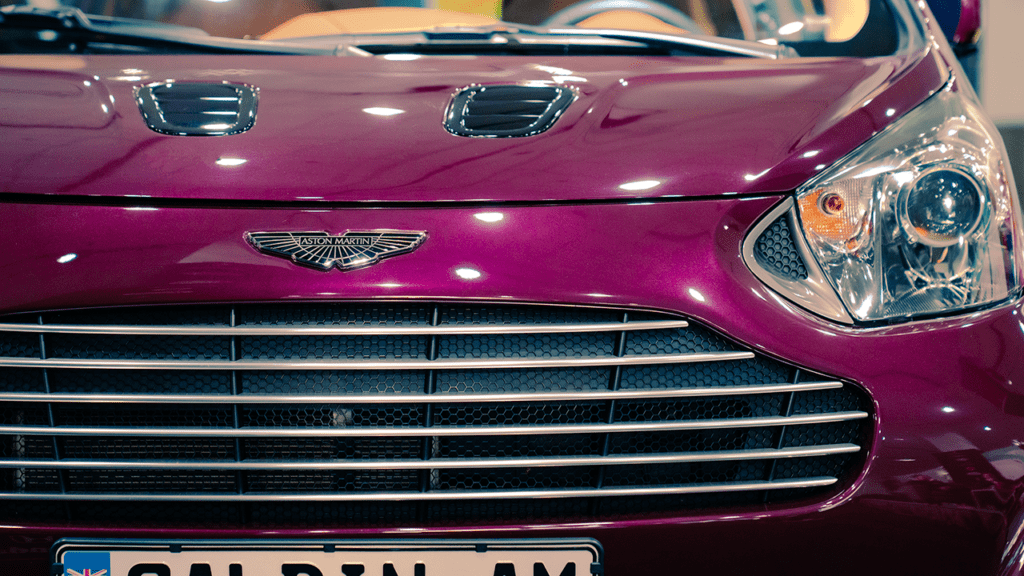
0 476 838 501
0 381 843 404
0 411 869 437
0 351 755 371
0 444 860 470
0 320 688 336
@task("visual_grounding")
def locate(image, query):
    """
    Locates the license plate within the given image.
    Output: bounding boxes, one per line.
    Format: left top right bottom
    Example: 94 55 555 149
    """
53 538 603 576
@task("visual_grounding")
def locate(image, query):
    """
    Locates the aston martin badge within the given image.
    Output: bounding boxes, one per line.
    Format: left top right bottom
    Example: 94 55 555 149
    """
246 230 427 271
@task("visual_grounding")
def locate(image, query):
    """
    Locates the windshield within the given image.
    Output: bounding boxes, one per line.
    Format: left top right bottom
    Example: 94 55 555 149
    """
0 0 912 57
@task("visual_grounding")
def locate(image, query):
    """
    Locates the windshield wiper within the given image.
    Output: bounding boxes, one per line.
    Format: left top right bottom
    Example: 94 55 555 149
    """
320 25 794 59
0 6 336 55
539 27 797 59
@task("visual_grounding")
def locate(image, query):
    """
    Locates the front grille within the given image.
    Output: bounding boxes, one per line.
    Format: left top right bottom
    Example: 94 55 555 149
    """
0 303 870 526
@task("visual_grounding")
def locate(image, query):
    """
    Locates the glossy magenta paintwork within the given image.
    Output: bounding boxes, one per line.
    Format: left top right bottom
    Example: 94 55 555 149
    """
4 5 1024 574
0 49 943 203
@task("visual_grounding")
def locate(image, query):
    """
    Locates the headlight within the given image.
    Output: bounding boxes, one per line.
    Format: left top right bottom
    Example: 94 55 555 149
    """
785 82 1021 323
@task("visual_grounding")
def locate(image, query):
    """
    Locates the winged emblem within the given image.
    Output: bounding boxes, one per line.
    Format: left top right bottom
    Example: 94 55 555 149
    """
246 230 426 271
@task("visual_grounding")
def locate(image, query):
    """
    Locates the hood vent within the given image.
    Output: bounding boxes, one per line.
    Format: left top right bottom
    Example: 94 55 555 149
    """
445 85 575 137
135 81 258 136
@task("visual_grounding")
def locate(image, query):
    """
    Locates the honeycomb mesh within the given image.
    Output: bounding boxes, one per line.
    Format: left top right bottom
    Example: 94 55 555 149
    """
62 437 235 460
0 368 44 393
0 435 56 459
241 371 424 395
245 438 422 460
49 369 231 394
437 434 603 458
754 214 809 280
0 332 40 358
434 467 597 490
0 303 871 527
0 403 50 426
625 323 736 355
52 404 234 427
436 368 608 393
242 404 422 428
783 421 864 448
247 470 419 492
619 359 792 390
609 428 775 454
240 303 431 326
47 334 229 360
438 304 620 326
438 332 614 359
614 395 783 422
67 470 236 492
433 402 607 426
602 460 766 486
241 335 427 360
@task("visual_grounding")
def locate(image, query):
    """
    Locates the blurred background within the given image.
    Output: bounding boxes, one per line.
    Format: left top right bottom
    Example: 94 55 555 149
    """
983 0 1023 189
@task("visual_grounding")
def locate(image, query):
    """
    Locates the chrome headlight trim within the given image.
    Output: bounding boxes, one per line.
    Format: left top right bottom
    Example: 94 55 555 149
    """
742 198 854 324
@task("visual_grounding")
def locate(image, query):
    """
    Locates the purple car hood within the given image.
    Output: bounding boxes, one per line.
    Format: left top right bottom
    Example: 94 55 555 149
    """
0 49 943 203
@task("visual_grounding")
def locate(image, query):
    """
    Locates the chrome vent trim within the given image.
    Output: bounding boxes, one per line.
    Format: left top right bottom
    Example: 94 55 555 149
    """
742 199 854 323
135 81 258 136
0 303 871 523
444 85 575 137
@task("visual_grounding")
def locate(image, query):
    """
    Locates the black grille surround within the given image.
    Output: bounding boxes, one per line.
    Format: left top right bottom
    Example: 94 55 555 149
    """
0 303 871 527
444 85 576 137
135 81 258 136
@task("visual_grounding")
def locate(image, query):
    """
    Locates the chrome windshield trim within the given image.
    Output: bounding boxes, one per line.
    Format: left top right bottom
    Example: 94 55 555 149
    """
0 411 868 437
0 351 755 370
0 319 688 336
0 476 838 501
0 444 859 471
0 381 842 404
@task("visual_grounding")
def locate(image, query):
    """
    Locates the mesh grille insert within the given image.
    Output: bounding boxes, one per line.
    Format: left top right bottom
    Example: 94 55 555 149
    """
754 214 809 280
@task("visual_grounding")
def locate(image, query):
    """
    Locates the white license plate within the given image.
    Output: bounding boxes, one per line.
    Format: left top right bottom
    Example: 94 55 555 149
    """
54 539 603 576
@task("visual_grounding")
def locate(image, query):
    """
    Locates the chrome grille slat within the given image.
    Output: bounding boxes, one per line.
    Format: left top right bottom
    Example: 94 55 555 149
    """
0 444 861 470
0 381 843 403
0 319 688 336
0 476 839 501
0 411 869 437
0 351 755 370
0 303 871 524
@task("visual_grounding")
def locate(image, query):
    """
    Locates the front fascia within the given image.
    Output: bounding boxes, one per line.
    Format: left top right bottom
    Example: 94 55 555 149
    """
2 198 1022 574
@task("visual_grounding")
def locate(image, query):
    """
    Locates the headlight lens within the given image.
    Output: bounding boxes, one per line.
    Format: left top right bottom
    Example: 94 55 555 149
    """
795 84 1022 322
